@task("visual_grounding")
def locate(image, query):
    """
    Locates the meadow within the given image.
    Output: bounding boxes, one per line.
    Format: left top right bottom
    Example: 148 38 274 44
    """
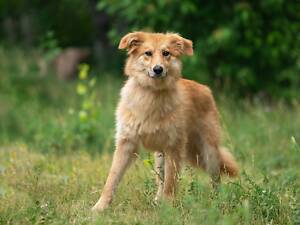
0 47 300 224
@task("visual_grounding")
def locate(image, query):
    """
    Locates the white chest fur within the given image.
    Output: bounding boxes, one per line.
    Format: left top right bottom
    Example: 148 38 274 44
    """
116 78 185 150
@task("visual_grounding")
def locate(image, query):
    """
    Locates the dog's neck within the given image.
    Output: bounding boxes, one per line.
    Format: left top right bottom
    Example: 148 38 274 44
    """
127 76 179 95
120 77 183 118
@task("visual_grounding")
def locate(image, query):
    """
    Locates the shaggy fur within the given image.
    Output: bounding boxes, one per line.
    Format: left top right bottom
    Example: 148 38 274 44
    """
92 32 238 212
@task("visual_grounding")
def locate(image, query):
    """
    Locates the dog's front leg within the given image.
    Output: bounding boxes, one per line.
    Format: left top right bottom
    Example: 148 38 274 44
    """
154 152 164 202
163 151 181 200
92 139 138 212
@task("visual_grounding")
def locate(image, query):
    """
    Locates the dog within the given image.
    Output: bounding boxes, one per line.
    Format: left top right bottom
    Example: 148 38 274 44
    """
92 32 238 212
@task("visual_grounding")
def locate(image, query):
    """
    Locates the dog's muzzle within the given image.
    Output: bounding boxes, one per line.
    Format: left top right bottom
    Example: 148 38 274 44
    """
149 65 166 78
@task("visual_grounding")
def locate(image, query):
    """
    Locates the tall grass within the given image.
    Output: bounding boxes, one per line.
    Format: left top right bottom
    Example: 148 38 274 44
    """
0 47 299 224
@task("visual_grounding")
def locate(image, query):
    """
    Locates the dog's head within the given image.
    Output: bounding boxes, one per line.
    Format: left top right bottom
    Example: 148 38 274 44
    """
119 32 193 90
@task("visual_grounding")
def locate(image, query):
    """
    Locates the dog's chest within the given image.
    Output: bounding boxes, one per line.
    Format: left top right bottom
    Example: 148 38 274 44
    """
135 110 181 150
117 83 184 149
140 123 179 150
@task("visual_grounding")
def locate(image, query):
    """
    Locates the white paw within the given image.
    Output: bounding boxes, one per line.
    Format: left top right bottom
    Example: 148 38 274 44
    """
91 198 111 212
154 195 161 203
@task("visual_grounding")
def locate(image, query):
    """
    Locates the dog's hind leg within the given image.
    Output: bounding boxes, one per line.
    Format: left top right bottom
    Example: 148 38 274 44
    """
154 152 164 202
92 139 138 212
203 143 221 188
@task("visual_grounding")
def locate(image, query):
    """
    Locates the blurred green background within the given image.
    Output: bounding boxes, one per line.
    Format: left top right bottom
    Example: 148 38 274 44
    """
1 0 299 98
1 1 300 224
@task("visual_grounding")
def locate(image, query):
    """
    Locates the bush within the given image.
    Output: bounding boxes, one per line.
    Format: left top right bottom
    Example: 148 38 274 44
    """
98 0 300 99
1 0 299 99
0 0 95 46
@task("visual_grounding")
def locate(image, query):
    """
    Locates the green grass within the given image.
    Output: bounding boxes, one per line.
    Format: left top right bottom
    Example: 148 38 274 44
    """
0 47 300 224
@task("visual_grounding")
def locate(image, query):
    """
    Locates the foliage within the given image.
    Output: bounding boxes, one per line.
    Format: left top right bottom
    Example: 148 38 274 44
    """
98 0 300 99
72 64 100 146
0 47 118 155
38 31 62 64
0 1 299 98
0 0 95 46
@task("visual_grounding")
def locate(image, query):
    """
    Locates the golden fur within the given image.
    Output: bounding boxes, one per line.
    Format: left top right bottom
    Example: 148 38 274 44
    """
92 32 238 212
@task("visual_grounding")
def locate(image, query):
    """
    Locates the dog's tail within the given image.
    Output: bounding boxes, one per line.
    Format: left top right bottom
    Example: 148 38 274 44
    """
219 147 239 177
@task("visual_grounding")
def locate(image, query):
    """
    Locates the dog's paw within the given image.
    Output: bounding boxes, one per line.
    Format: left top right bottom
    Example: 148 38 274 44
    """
91 198 111 213
153 194 163 205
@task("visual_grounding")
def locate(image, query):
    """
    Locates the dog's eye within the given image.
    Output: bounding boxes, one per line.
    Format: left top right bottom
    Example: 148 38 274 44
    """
145 51 152 56
162 51 170 57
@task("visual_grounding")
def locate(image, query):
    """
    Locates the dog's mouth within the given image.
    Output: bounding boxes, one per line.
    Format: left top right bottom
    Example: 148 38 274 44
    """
147 71 167 79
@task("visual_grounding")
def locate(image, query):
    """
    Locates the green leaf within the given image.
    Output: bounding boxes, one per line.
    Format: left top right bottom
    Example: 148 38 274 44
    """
78 64 89 80
76 84 87 95
143 159 152 167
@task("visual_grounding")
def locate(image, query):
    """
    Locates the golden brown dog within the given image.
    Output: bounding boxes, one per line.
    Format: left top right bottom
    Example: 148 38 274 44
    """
92 32 238 212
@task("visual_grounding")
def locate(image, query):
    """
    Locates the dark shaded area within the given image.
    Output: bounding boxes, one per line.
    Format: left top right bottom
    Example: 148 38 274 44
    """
0 0 299 99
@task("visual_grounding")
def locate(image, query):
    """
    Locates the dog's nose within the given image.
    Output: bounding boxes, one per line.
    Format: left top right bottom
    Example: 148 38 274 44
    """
153 65 163 75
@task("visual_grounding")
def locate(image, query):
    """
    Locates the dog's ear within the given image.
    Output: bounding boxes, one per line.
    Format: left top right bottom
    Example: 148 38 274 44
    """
118 32 144 54
168 33 193 56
